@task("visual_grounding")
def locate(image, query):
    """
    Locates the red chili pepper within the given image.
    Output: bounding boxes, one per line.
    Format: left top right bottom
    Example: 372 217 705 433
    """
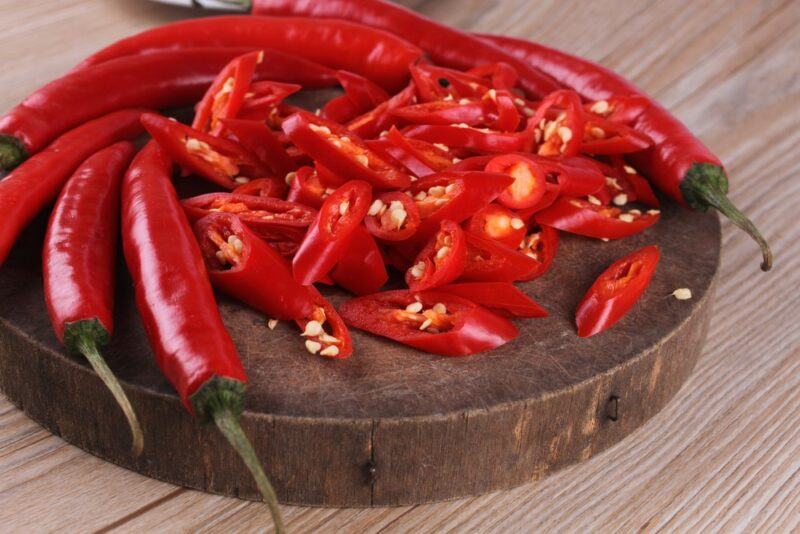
286 166 333 209
237 80 302 121
282 110 411 189
466 62 519 91
0 48 335 169
331 225 388 295
347 83 415 139
295 286 353 358
584 95 650 125
516 224 559 280
364 191 421 241
0 109 145 266
79 15 420 92
576 245 660 337
403 124 526 154
192 51 263 135
523 89 585 157
535 197 660 240
582 116 653 155
232 176 287 199
406 220 467 291
293 180 372 285
121 142 284 530
485 154 546 210
437 282 547 318
251 1 559 98
406 170 513 242
391 100 487 126
194 212 313 319
141 112 269 190
339 289 518 356
553 155 607 197
487 89 522 132
182 192 316 245
324 70 391 123
410 63 490 102
461 231 541 282
42 141 143 455
480 34 771 270
221 118 296 179
466 203 528 248
606 157 660 208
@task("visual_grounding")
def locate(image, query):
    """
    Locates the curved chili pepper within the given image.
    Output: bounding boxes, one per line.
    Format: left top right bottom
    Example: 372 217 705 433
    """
438 282 547 318
480 34 772 271
293 180 372 285
403 124 525 154
331 225 388 295
195 212 313 319
282 110 411 189
121 142 284 531
232 177 287 199
79 16 421 92
221 118 296 179
0 109 146 266
516 224 559 281
42 141 143 455
0 48 335 169
466 203 528 249
406 220 467 291
461 231 541 282
250 0 559 98
193 51 262 135
535 197 660 240
576 245 660 337
339 289 518 356
364 191 421 242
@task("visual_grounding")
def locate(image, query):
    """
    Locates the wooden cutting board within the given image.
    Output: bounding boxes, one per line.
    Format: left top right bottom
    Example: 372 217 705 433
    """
0 184 720 506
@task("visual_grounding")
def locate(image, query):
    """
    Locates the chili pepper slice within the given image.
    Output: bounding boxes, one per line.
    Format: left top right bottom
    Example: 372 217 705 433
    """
141 113 268 190
553 155 607 197
324 70 392 123
582 117 653 155
535 197 660 240
391 100 487 126
403 124 526 154
221 118 296 178
516 224 559 280
364 191 421 241
607 157 660 208
437 282 547 318
406 220 467 291
347 83 416 139
232 177 286 199
584 95 651 125
485 154 546 210
523 89 585 157
296 286 353 358
282 110 411 189
367 126 457 177
410 63 490 101
576 245 660 337
237 80 302 121
43 141 143 455
286 166 334 209
192 51 262 135
339 289 518 356
466 203 528 248
466 62 519 91
461 231 541 282
486 88 522 132
293 180 372 285
331 225 388 295
195 212 313 320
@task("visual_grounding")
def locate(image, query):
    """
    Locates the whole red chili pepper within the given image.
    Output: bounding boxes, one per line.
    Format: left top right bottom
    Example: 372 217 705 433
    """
78 16 421 92
0 48 335 169
121 142 284 531
42 141 143 455
437 282 548 318
250 0 560 98
0 109 146 266
576 245 660 337
479 34 772 271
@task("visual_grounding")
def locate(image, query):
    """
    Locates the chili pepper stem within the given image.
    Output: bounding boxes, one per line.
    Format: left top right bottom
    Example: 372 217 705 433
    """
0 134 26 171
681 163 773 271
71 326 144 456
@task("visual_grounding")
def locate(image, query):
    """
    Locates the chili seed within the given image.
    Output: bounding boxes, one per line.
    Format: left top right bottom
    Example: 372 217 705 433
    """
671 288 692 300
405 302 423 313
305 340 322 354
320 345 340 357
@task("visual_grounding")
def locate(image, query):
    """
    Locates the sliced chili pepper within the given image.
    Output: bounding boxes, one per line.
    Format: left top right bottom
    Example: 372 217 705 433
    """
237 80 302 121
368 126 457 177
282 110 411 189
323 69 392 124
584 95 650 125
438 282 547 318
406 220 467 291
403 124 525 154
466 62 519 91
486 88 522 132
582 117 653 155
192 51 262 135
286 166 333 208
364 191 421 241
391 100 487 126
331 225 388 295
514 178 561 221
182 192 316 244
141 113 268 190
293 180 372 285
461 231 541 282
466 203 528 248
232 177 286 199
535 196 660 240
43 141 143 455
221 118 296 178
485 154 546 210
553 155 606 197
516 224 559 280
195 212 313 320
295 286 353 358
410 63 490 101
406 170 514 241
576 245 660 337
523 89 585 157
607 157 660 208
347 83 416 139
339 289 518 356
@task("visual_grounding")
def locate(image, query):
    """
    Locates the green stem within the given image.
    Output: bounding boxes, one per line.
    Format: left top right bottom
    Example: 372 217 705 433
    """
73 332 144 456
0 134 27 171
681 163 773 272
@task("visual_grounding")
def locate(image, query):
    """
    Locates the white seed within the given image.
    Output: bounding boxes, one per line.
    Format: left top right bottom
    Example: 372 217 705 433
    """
267 319 278 330
434 198 448 206
229 236 244 254
618 213 635 222
523 107 535 117
589 126 605 139
605 176 621 189
601 238 610 242
672 288 692 300
591 100 610 114
514 97 526 106
624 165 637 174
355 154 369 167
305 340 322 354
647 209 661 215
340 136 351 143
215 250 226 263
558 126 573 142
433 143 449 152
455 122 470 128
556 111 567 122
587 195 602 206
405 301 423 313
452 157 462 163
302 320 324 337
185 138 204 151
234 177 250 184
419 318 433 331
442 234 453 246
410 262 426 279
486 89 497 101
613 193 628 206
285 171 296 185
428 185 446 197
339 201 350 216
389 200 404 211
543 121 558 141
510 218 525 230
432 303 447 314
379 130 389 137
459 98 471 105
436 246 450 260
414 191 427 201
443 94 454 101
525 251 538 259
368 199 385 216
389 207 407 229
320 345 340 357
308 124 331 135
629 209 642 215
318 333 340 344
445 183 458 195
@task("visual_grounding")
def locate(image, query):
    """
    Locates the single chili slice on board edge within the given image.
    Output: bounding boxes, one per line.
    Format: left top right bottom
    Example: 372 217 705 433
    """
575 245 660 337
295 286 353 359
43 141 143 455
535 196 660 240
121 142 284 532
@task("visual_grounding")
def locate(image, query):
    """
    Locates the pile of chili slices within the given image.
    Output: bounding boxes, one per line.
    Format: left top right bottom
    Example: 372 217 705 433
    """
156 51 664 358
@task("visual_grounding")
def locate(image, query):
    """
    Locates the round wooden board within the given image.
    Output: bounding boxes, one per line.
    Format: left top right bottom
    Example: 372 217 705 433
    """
0 195 720 506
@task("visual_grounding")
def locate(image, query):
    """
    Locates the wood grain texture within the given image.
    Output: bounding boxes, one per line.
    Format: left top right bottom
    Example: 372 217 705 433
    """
0 0 798 531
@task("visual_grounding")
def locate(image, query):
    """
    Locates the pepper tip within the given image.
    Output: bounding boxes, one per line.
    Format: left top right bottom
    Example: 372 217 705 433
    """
0 134 27 171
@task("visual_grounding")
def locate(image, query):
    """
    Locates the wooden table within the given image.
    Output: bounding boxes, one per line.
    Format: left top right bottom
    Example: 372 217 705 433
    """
1 0 797 531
